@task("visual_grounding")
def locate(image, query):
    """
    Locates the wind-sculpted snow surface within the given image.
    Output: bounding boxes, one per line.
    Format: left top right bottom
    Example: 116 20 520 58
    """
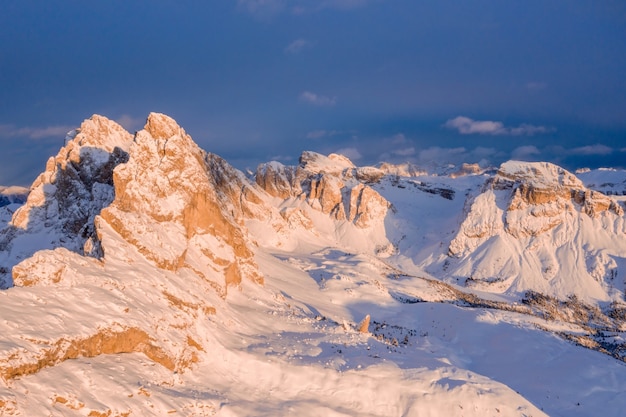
0 114 626 416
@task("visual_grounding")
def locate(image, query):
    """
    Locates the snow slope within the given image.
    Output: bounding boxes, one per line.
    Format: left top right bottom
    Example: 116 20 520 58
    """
0 113 625 416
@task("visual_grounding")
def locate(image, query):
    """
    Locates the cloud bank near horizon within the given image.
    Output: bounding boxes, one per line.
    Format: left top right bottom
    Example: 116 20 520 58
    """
444 116 554 136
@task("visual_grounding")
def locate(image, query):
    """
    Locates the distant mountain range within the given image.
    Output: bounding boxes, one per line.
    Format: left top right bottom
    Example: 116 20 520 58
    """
0 113 625 416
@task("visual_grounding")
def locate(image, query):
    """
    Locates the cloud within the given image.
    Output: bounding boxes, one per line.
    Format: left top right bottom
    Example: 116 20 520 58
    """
389 133 407 144
393 147 415 157
376 133 415 160
0 124 75 140
444 117 505 135
569 144 613 155
299 91 336 106
416 146 501 167
509 124 554 135
237 0 285 17
305 129 353 139
306 130 328 139
285 38 313 54
239 0 374 17
526 81 547 91
320 0 371 10
115 114 144 131
444 116 553 136
418 146 467 163
377 143 505 168
512 145 541 160
269 154 294 162
335 147 362 160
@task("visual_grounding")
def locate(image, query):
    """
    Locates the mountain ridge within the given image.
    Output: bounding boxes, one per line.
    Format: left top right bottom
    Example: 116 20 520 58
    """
0 113 625 416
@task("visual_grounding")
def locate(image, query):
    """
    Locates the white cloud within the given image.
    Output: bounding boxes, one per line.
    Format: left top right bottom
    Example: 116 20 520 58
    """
239 0 375 16
508 124 553 136
306 130 328 139
418 146 467 163
444 116 504 135
393 147 415 157
320 0 371 10
512 145 541 160
285 38 312 54
115 114 144 131
389 133 407 144
416 146 501 167
0 124 75 140
305 129 350 139
335 147 362 160
299 91 337 106
526 81 547 91
237 0 284 17
379 133 415 158
269 154 294 162
569 144 613 155
444 116 553 136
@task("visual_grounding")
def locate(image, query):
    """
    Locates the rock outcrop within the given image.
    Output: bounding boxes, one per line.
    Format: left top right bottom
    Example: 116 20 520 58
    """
450 163 484 178
451 161 624 254
98 113 264 294
0 116 133 287
255 151 391 229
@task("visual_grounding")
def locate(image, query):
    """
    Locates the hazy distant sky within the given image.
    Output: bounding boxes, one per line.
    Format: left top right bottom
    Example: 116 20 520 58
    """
1 0 625 185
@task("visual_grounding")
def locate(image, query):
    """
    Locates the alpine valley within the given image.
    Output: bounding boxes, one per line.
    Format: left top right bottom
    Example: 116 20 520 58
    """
0 113 625 416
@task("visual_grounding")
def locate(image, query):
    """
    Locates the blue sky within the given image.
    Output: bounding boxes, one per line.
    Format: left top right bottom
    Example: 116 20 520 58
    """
1 0 625 185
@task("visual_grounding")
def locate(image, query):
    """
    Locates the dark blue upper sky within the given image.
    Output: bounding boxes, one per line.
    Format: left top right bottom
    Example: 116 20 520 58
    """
1 0 625 185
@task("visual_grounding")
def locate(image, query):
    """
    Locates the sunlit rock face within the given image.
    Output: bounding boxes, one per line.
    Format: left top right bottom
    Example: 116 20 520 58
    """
99 112 264 294
255 151 391 229
11 115 132 243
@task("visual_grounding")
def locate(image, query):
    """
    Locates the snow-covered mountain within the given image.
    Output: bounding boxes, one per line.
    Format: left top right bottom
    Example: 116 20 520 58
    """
0 113 625 416
435 161 626 301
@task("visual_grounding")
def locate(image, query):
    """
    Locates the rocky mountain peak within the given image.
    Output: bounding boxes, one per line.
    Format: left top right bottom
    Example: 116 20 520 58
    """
495 161 622 218
73 114 134 151
298 151 355 174
144 112 183 140
256 152 391 230
496 161 583 192
446 160 626 301
0 115 133 287
1 113 267 293
450 163 484 178
98 114 263 294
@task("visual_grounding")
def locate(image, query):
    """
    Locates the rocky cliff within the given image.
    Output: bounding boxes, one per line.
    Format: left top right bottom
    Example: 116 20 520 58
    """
255 151 391 229
97 113 264 294
0 115 133 287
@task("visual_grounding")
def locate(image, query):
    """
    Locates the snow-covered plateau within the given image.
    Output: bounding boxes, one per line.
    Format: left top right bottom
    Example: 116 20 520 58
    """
0 113 625 416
